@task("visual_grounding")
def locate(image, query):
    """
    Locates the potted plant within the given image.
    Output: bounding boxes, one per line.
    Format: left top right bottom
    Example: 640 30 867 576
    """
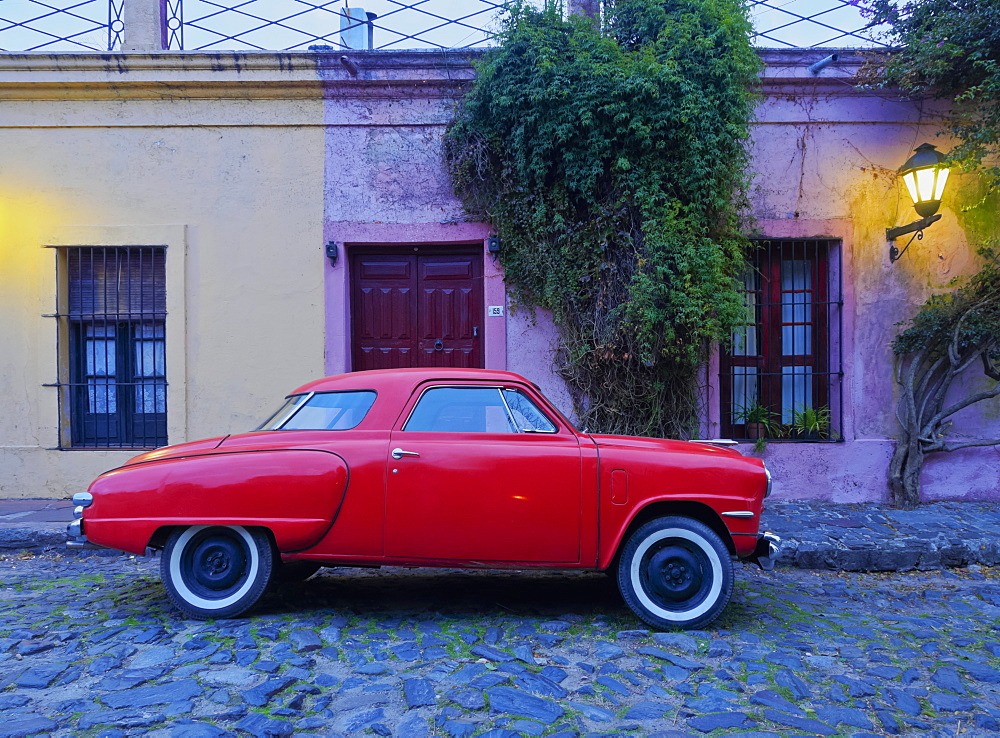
734 402 776 442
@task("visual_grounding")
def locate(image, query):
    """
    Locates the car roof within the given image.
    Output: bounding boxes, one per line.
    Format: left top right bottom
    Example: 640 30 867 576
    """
289 368 534 396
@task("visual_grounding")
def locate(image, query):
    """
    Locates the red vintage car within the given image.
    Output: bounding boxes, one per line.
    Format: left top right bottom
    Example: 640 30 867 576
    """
68 368 778 629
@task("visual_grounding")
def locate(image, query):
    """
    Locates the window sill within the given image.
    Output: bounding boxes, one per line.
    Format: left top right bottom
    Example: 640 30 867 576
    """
732 437 844 444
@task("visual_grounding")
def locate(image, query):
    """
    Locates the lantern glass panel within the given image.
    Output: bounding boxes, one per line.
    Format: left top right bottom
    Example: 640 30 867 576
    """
902 170 920 202
913 167 938 203
933 167 949 200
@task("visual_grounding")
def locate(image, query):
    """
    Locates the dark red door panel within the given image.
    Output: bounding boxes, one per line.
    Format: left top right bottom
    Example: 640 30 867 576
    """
385 431 583 563
351 247 483 370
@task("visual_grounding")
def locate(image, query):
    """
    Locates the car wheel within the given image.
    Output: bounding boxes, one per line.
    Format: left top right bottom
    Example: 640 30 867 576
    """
617 516 733 630
275 560 322 584
162 525 274 619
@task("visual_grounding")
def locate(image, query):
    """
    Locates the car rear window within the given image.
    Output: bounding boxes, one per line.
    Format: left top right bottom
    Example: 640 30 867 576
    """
256 391 376 431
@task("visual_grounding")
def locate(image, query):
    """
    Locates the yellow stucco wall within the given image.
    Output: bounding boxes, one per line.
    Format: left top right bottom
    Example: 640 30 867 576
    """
0 54 327 497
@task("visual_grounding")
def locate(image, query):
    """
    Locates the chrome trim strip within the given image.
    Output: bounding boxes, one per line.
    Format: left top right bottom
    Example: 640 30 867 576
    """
275 392 314 430
690 438 739 446
496 387 520 432
721 511 755 518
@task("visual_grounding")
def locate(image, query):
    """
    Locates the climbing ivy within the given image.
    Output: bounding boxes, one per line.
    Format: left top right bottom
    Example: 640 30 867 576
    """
446 0 759 437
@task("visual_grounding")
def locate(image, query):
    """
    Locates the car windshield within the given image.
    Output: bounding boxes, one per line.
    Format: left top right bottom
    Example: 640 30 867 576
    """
255 391 377 431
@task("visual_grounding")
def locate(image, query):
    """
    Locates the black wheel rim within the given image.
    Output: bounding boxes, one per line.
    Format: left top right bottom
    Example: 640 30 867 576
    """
180 528 250 601
639 538 712 612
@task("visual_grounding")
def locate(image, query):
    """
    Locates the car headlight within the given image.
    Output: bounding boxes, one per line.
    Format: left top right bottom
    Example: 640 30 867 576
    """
764 466 772 498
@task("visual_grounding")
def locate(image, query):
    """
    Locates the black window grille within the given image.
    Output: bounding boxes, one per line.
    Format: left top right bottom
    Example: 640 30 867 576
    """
720 239 843 442
56 247 167 449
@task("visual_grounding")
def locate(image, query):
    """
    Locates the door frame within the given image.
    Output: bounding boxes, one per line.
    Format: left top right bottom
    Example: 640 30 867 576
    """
322 224 506 374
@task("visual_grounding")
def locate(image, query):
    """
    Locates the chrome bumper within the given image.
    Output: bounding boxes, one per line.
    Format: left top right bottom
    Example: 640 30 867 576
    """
749 532 781 571
66 494 106 551
66 518 104 550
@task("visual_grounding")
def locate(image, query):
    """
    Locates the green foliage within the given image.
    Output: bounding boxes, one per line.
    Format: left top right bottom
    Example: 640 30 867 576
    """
892 245 1000 360
789 404 833 438
734 401 777 427
862 0 1000 189
446 0 759 437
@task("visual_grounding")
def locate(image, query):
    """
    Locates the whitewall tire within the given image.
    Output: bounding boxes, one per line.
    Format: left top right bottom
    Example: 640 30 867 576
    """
617 516 733 630
162 525 274 619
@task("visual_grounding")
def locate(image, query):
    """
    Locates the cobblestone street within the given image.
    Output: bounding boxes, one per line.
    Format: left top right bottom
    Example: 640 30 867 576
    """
1 552 999 737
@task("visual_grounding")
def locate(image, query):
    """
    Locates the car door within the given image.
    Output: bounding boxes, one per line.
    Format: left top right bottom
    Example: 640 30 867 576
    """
384 384 583 563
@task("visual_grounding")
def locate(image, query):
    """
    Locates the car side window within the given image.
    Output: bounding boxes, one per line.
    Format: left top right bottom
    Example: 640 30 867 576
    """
503 389 558 433
404 387 516 433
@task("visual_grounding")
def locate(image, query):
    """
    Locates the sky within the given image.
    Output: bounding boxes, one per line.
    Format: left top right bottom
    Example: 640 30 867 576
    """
0 0 889 53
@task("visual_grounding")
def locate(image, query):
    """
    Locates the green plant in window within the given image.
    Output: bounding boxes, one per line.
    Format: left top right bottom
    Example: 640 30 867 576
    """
734 402 777 435
733 402 775 452
445 0 759 438
789 404 833 439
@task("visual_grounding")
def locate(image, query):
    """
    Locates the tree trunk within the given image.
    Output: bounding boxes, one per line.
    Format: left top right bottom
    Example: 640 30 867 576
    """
568 0 601 21
889 434 923 510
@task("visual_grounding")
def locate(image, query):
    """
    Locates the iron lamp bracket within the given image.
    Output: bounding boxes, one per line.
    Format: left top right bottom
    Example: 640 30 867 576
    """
887 214 941 262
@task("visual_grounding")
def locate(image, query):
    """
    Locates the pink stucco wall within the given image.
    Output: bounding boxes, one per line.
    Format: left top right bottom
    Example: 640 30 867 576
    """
745 56 1000 502
319 50 1000 504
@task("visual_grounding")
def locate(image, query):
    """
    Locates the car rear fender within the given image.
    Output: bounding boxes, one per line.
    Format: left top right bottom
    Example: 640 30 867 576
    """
83 449 350 555
599 499 737 571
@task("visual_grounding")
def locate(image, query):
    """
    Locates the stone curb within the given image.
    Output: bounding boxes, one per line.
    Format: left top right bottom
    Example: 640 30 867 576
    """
0 526 68 553
775 539 1000 572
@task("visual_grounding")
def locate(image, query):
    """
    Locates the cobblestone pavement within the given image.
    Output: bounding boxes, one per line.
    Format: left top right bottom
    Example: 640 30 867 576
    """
2 553 999 737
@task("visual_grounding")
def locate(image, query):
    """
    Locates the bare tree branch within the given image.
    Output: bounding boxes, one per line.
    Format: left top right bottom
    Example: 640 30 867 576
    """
984 348 1000 381
940 438 1000 452
931 384 1000 427
888 244 1000 508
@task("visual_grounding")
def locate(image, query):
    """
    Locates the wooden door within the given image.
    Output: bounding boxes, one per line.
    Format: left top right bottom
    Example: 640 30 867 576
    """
350 246 483 370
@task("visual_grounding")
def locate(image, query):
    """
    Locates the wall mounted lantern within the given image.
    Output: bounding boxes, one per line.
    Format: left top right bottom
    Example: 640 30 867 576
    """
326 241 339 267
887 143 951 262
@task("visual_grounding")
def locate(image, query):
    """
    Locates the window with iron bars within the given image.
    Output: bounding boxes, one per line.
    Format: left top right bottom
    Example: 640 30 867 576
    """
719 239 843 442
55 247 167 449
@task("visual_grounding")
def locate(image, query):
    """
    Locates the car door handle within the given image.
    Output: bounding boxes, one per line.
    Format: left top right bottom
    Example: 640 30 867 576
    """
391 448 420 460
